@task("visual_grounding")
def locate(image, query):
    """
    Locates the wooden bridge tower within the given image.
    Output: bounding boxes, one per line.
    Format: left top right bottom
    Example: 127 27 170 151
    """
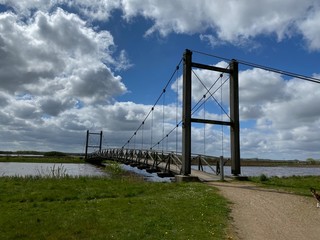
182 49 240 176
85 130 103 159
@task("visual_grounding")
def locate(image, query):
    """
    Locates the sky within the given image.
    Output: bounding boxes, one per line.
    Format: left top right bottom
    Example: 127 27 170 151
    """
0 0 320 160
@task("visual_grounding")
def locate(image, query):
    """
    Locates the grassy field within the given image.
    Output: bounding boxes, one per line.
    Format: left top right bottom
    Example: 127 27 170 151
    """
249 175 320 196
4 155 320 239
0 176 231 240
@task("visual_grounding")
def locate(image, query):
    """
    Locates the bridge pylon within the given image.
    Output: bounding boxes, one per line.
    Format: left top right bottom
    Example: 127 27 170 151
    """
181 49 240 176
85 130 103 159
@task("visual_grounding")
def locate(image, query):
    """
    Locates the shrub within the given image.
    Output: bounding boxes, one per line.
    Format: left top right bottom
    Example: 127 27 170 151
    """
259 174 268 182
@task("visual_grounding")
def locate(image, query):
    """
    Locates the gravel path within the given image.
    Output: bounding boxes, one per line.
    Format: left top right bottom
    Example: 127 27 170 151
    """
208 181 320 240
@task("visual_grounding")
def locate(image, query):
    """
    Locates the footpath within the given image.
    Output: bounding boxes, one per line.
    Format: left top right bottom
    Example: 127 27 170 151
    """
208 181 320 240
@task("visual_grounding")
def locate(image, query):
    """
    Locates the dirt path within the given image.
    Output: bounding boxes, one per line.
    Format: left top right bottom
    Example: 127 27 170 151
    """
207 181 320 240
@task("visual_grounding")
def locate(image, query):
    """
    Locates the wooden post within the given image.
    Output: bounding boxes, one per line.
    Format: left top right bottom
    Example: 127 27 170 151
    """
230 60 241 175
99 131 103 153
182 49 192 175
220 156 224 181
85 130 89 159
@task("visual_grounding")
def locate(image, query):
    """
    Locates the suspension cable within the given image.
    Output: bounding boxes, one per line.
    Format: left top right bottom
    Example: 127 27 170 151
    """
193 77 230 116
162 88 166 152
192 70 230 119
150 69 228 151
221 74 224 156
191 73 230 118
150 107 154 149
203 94 206 156
141 121 144 150
191 49 232 62
191 49 320 84
122 58 183 149
176 65 180 154
133 132 136 150
151 119 183 150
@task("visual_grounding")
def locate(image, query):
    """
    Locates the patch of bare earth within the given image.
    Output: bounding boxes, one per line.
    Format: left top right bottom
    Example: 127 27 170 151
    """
208 181 320 240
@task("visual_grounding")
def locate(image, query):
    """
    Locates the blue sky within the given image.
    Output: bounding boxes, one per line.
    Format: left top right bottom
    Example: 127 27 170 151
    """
0 1 320 160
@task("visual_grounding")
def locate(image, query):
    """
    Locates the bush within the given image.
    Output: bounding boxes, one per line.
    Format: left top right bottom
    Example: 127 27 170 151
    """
259 174 268 182
105 161 123 176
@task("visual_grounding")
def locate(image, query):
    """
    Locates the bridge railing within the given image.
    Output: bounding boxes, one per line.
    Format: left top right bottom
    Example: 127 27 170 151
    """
87 148 223 176
87 148 184 175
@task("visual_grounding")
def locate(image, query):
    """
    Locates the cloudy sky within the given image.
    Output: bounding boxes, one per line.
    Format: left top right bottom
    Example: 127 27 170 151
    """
0 0 320 160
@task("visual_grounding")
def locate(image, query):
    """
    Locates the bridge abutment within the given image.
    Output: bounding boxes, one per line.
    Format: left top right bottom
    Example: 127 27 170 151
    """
175 175 199 182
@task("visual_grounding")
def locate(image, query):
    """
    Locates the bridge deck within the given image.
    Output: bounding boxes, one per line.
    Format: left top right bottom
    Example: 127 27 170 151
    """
190 169 227 181
86 149 231 181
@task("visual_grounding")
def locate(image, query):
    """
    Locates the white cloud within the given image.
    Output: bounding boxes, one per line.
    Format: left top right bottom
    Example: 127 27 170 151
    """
0 8 126 103
260 79 320 129
298 7 320 50
240 76 320 159
120 0 319 48
0 7 129 152
1 0 320 160
66 0 121 21
3 0 320 50
239 68 287 120
0 0 120 21
199 34 224 48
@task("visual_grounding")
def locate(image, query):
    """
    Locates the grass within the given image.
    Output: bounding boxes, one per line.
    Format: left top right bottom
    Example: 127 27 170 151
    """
249 175 320 196
0 176 230 240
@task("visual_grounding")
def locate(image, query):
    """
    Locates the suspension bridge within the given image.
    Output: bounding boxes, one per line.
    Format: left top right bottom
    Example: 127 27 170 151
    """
84 49 320 181
84 49 239 181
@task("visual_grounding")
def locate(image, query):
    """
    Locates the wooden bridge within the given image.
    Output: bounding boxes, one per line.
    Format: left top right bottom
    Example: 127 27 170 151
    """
84 49 320 181
86 49 241 181
87 148 227 181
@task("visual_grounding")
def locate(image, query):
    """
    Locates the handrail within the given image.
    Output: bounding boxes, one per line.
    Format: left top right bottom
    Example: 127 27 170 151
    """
86 148 218 176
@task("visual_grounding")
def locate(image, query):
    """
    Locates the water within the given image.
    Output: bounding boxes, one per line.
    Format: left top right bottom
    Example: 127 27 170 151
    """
3 162 319 180
120 164 173 182
0 162 107 177
194 166 320 177
0 162 172 182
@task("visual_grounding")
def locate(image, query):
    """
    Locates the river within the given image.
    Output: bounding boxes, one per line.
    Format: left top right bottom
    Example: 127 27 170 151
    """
0 162 106 177
0 162 172 182
1 162 320 180
195 165 320 177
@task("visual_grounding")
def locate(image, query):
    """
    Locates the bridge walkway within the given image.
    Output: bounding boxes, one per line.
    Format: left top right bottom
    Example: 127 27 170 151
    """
87 148 232 182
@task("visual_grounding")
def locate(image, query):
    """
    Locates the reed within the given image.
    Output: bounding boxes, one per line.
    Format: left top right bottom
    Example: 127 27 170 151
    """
36 164 68 178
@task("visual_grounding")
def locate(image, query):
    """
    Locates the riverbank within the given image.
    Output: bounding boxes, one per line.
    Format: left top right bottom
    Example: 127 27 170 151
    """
0 176 230 240
249 175 320 196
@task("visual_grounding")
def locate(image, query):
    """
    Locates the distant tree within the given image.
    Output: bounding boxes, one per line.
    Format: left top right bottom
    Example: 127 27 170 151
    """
44 151 67 157
16 150 41 155
306 158 317 164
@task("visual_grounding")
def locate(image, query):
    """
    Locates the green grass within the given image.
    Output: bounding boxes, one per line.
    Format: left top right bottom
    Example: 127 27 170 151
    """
249 175 320 196
0 177 230 240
